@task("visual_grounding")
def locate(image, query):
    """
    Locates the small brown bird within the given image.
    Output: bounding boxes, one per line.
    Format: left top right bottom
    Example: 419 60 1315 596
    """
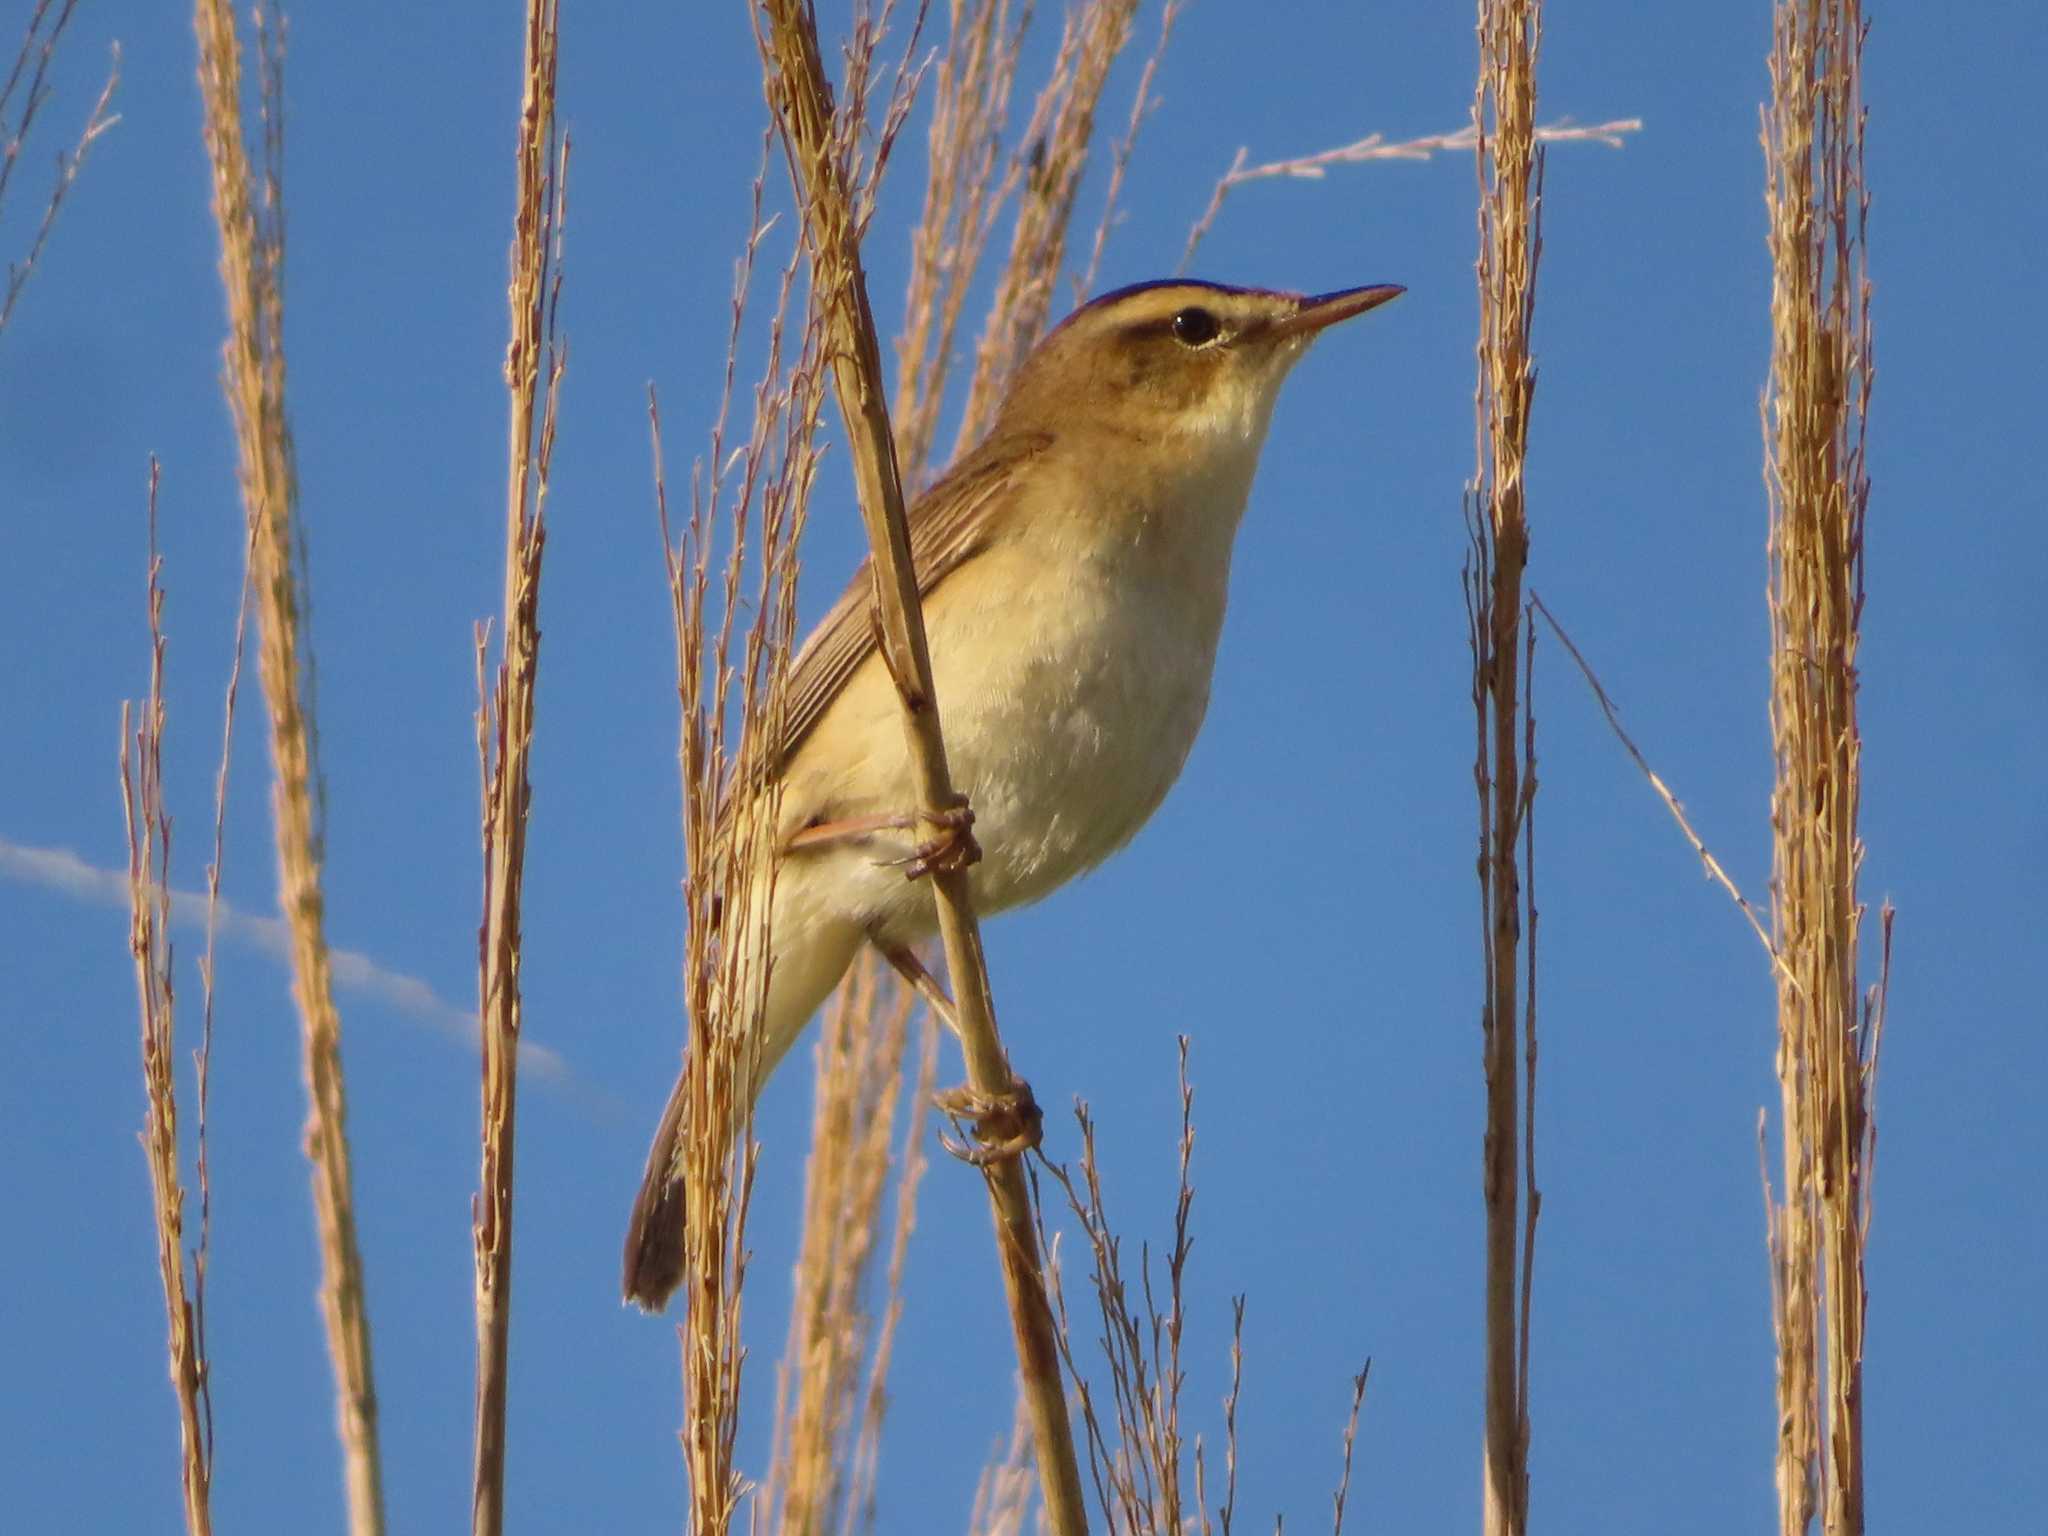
624 278 1403 1309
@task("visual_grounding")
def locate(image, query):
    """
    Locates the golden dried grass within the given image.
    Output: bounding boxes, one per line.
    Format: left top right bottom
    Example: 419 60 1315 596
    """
469 2 567 1531
191 4 386 1529
1761 3 1883 1532
1466 1 1545 1532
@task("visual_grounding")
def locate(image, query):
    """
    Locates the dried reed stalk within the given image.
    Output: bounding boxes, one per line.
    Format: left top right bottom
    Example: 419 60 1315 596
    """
950 0 1138 454
758 959 932 1535
1760 2 1881 1531
655 134 831 1522
121 471 216 1536
752 2 1089 1529
191 6 385 1530
469 3 565 1531
1466 0 1544 1531
891 0 1029 488
1 0 119 336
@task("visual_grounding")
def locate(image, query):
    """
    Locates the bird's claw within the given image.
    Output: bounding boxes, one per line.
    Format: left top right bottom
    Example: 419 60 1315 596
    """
935 1076 1042 1166
888 799 980 880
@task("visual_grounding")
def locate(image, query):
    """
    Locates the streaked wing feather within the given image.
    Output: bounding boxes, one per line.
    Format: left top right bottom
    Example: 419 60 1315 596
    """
725 430 1052 822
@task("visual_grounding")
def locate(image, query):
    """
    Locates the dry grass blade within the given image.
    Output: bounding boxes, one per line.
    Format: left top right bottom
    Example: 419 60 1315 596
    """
1178 116 1636 273
191 5 385 1529
654 134 830 1524
1071 0 1185 302
891 0 1029 490
759 956 928 1535
121 466 215 1536
1034 1047 1202 1532
1465 0 1545 1532
951 0 1139 454
751 2 1088 1530
0 0 120 337
470 4 566 1532
1760 2 1879 1531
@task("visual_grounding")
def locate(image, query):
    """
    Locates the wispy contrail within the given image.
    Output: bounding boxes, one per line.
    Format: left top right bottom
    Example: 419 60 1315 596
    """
1 835 572 1085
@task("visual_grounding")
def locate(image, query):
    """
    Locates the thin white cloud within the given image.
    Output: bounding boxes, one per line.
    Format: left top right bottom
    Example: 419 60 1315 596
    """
0 836 572 1085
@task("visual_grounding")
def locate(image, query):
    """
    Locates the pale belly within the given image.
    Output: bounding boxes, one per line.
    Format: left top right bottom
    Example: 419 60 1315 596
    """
776 535 1228 945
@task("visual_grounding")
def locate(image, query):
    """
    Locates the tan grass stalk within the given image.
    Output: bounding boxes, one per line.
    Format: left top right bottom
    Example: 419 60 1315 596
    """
1466 0 1544 1531
758 956 929 1535
1760 2 1880 1531
191 6 385 1530
965 1390 1037 1536
469 4 566 1532
890 0 1029 489
950 0 1139 455
1070 0 1185 301
121 469 216 1536
1177 116 1636 274
656 135 832 1523
751 3 1089 1529
0 0 118 336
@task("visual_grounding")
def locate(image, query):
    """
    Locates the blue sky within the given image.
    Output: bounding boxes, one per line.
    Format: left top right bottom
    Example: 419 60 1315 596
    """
3 1 2043 1531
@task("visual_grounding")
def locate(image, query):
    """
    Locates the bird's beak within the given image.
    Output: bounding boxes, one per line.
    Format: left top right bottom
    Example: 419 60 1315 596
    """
1274 283 1406 339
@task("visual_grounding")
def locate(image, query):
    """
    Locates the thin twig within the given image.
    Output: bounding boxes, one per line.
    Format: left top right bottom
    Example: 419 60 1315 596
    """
1 19 119 338
1178 116 1636 272
1529 592 1795 989
122 462 215 1536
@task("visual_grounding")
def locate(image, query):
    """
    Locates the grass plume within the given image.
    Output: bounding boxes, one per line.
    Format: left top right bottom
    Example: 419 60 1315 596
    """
469 1 566 1530
190 4 385 1528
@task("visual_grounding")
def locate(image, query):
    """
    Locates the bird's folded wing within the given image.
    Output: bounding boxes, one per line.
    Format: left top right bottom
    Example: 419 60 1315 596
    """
759 429 1053 780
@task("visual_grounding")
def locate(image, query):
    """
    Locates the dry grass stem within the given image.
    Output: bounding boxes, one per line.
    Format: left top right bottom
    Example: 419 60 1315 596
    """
951 0 1140 455
191 5 385 1529
965 1391 1038 1536
1760 2 1880 1531
1529 593 1798 991
891 0 1029 489
1465 0 1545 1531
752 2 1089 1529
121 467 215 1536
1178 116 1635 272
760 957 932 1535
1072 0 1185 302
654 128 833 1521
1034 1044 1201 1532
1327 1364 1370 1536
469 4 566 1531
1 0 119 337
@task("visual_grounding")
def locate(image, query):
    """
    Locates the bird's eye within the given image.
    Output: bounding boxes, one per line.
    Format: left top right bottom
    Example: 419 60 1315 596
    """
1171 307 1223 348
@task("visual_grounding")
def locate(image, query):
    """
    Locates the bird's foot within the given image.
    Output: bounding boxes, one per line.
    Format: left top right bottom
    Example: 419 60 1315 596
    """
935 1076 1042 1167
888 798 980 881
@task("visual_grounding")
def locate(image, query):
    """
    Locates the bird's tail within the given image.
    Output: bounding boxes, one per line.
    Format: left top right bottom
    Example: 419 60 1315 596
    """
621 1061 707 1310
621 905 863 1311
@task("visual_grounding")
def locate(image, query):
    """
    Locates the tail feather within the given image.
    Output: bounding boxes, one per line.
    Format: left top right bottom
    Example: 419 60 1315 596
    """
621 1065 700 1310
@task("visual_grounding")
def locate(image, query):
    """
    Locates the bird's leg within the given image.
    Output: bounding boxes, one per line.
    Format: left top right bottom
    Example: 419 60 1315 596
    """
787 798 981 880
870 936 1042 1167
871 938 960 1036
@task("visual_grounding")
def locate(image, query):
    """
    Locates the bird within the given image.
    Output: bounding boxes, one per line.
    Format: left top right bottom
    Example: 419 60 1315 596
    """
624 277 1403 1309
